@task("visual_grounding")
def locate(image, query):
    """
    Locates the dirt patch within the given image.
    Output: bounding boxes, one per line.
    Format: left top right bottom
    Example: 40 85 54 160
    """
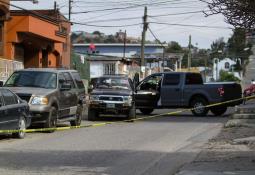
210 126 255 146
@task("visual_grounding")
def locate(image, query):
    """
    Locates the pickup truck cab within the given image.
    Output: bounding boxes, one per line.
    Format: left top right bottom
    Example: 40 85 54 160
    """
135 72 242 116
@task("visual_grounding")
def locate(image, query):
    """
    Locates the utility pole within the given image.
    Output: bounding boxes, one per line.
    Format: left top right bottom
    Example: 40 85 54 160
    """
123 30 127 59
188 35 192 71
68 0 72 21
141 6 148 78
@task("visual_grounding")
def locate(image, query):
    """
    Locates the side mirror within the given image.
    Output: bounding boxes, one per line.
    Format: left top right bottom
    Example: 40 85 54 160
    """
60 83 71 91
0 81 3 87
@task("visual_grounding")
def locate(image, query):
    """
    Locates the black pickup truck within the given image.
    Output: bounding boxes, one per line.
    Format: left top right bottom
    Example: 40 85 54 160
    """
135 72 242 116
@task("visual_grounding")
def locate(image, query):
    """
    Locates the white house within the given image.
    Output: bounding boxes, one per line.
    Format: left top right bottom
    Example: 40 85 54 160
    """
213 57 242 81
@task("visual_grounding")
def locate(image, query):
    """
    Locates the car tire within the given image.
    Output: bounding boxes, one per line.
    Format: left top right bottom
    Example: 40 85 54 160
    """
70 105 82 126
88 108 98 121
191 97 209 116
45 107 57 133
13 116 26 139
127 104 136 120
139 108 154 115
210 106 227 116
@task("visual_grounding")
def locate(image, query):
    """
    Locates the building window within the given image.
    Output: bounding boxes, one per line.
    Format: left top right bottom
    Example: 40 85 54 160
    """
0 21 4 56
225 62 230 69
104 63 115 75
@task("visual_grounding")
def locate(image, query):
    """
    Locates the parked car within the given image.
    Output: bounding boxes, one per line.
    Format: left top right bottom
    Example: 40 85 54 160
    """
88 75 136 120
243 84 255 103
0 88 31 138
3 68 86 131
135 72 243 116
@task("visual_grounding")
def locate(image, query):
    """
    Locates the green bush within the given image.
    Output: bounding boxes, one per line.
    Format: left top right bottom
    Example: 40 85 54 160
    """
219 70 240 82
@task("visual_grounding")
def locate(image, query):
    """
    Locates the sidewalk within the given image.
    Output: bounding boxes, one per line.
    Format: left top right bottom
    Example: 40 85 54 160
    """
176 100 255 175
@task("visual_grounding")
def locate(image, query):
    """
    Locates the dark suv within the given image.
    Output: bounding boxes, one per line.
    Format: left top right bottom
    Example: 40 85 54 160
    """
4 68 85 130
88 75 136 120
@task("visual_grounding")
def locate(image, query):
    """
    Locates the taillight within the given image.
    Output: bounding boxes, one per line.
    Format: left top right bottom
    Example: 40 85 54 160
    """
218 87 225 97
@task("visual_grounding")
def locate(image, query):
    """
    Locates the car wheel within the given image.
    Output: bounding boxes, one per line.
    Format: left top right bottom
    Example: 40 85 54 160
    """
191 97 209 116
13 116 26 139
88 108 98 121
210 106 227 116
127 104 136 120
70 105 82 126
139 108 154 115
45 107 57 133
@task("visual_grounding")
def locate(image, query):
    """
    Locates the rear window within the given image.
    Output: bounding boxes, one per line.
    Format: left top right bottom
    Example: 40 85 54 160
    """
163 74 180 85
71 72 84 89
185 73 203 85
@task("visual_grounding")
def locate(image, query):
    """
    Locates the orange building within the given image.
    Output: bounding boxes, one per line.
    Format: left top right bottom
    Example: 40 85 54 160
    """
5 9 71 68
0 7 71 82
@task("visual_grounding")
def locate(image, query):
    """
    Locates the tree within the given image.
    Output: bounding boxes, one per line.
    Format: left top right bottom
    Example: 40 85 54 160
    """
166 41 183 53
92 31 101 36
210 37 226 59
201 0 255 29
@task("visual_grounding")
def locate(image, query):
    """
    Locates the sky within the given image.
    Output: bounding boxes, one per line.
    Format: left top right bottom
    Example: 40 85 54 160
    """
11 0 234 49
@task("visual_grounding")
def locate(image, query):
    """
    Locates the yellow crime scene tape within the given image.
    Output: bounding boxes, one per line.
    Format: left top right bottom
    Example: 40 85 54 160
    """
0 95 254 134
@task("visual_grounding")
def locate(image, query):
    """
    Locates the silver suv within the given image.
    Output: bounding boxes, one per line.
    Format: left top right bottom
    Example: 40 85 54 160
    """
4 68 85 131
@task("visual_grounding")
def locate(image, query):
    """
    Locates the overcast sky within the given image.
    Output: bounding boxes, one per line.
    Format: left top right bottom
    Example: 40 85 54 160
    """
11 0 234 49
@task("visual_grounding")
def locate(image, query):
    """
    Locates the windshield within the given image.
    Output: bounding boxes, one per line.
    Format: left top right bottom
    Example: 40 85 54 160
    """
5 71 57 89
96 77 131 90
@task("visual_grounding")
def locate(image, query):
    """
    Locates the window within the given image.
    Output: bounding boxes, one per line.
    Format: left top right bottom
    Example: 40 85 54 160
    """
225 62 230 69
58 73 66 88
1 89 17 106
163 74 180 85
104 63 115 75
185 73 203 85
71 72 84 89
63 72 75 88
5 71 57 89
140 74 162 90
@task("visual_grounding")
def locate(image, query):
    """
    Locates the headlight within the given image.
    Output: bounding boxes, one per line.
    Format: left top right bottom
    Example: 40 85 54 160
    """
89 95 100 101
123 96 132 103
31 97 48 105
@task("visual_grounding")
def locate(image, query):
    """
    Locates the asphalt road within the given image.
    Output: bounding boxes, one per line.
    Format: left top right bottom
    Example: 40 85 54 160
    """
0 109 231 175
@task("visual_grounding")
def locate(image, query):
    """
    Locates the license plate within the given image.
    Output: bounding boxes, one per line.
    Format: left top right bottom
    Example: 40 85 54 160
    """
106 103 115 108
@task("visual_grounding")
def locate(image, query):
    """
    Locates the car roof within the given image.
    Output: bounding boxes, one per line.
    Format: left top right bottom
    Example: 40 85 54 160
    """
99 75 129 79
13 68 78 73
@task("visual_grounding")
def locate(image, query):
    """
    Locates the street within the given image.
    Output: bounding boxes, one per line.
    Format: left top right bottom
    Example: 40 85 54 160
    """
0 109 230 175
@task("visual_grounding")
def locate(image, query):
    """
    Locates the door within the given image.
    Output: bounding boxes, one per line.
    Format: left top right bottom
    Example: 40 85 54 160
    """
0 89 20 130
58 73 69 118
42 49 48 68
0 91 8 130
63 72 77 116
135 74 162 108
161 73 182 107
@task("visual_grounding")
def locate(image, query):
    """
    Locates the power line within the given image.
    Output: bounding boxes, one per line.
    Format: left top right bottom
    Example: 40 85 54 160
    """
68 0 183 14
150 22 233 29
148 10 210 18
72 22 142 27
148 27 165 48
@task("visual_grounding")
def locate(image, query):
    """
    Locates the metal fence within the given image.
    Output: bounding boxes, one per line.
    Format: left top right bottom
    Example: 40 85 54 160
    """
0 58 24 82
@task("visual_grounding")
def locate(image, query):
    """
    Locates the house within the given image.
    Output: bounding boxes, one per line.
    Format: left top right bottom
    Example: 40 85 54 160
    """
73 43 166 78
213 58 242 81
0 7 71 82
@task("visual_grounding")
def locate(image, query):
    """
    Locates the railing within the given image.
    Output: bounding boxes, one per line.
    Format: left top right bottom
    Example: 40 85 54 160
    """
0 58 24 82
